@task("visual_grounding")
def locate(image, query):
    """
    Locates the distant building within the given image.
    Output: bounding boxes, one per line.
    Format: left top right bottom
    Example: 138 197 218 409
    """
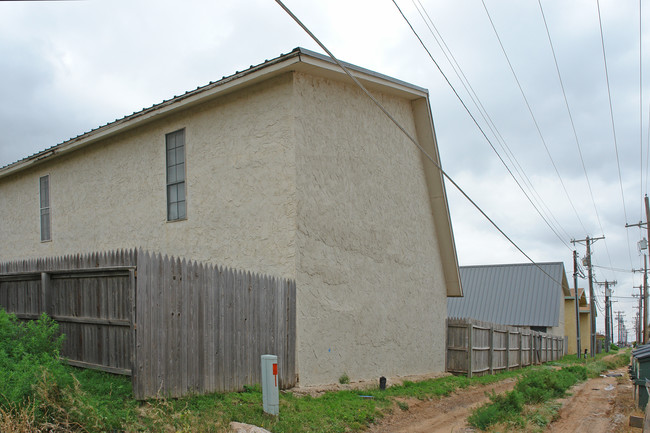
448 262 570 338
564 288 592 355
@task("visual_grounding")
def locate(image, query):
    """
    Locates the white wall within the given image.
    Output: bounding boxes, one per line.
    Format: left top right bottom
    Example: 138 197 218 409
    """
293 73 448 385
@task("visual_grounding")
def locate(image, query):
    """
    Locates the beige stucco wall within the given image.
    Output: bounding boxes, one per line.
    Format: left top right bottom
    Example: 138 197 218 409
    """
580 312 591 354
0 69 451 387
293 73 447 385
564 298 578 354
0 74 297 279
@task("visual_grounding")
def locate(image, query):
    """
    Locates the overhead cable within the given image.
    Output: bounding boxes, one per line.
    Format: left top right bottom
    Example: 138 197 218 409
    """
273 0 565 287
411 0 573 246
388 0 573 251
640 0 644 220
595 0 628 274
539 0 632 275
481 0 589 238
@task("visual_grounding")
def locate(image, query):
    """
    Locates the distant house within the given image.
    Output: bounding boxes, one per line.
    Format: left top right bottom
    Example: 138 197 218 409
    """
564 288 592 355
0 47 462 387
448 263 570 338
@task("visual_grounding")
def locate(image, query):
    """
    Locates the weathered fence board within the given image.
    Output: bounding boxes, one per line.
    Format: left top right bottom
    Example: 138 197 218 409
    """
0 251 137 376
132 251 296 399
447 318 565 377
0 249 297 400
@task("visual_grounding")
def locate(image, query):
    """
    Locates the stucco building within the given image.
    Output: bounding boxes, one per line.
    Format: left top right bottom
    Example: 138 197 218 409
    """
564 288 592 355
0 48 462 386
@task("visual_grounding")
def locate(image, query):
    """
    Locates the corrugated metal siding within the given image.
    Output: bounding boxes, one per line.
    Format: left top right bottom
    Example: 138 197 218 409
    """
447 263 567 327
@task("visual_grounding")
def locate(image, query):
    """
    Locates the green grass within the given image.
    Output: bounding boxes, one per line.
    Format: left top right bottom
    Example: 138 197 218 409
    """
468 350 631 431
1 308 629 432
0 358 528 432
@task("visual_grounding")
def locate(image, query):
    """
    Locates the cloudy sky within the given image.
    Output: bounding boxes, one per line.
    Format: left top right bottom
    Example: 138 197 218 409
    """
1 0 648 339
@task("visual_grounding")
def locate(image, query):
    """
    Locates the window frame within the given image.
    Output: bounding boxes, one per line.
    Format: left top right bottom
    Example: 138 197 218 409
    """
39 174 51 242
165 129 187 222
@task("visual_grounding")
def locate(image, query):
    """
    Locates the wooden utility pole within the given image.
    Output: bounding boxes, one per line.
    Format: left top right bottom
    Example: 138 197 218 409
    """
633 286 643 344
615 311 625 346
573 250 581 358
596 280 616 352
633 257 649 345
587 238 597 356
572 236 604 357
624 198 650 344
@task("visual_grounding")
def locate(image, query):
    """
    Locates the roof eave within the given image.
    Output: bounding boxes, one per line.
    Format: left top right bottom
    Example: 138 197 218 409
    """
0 47 428 180
412 97 462 298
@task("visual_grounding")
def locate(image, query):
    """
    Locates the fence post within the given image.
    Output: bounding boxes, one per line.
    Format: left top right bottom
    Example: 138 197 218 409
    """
505 328 510 371
129 268 138 398
518 332 523 369
489 326 494 375
467 322 473 379
40 272 50 314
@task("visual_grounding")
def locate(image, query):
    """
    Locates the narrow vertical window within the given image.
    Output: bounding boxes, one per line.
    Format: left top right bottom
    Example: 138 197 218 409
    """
166 129 186 221
39 175 51 241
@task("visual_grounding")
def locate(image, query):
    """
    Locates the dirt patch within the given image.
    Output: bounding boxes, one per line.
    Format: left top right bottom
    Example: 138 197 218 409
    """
546 367 640 433
365 377 518 433
363 365 640 433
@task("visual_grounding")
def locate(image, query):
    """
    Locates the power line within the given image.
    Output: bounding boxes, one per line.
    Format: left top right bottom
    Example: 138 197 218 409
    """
396 0 572 251
273 0 565 287
411 0 573 246
640 0 644 220
481 0 588 237
388 0 573 251
592 264 634 273
595 0 629 274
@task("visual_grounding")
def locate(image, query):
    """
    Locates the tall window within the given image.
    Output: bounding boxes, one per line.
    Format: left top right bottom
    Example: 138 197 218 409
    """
39 175 51 241
166 129 186 221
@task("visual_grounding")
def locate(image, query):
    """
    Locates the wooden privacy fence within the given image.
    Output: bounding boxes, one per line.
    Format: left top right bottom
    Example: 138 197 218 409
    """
446 318 565 378
0 249 297 399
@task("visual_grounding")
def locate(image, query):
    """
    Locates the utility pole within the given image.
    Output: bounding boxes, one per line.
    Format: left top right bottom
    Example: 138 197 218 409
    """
625 195 650 343
615 311 625 346
573 250 581 358
572 236 604 357
596 280 616 352
633 289 642 343
633 257 648 344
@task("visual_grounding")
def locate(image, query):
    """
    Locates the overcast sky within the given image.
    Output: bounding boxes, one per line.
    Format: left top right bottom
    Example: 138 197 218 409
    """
1 0 648 339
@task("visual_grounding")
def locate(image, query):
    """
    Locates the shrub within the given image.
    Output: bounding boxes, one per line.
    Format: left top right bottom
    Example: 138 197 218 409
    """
470 365 587 430
468 390 524 429
0 310 67 409
514 367 581 404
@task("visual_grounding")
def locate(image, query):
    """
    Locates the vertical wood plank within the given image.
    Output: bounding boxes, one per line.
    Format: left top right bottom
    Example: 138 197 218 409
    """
467 323 473 379
40 272 49 315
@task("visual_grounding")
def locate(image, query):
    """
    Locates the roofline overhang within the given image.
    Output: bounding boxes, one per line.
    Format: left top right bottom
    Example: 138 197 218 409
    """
0 47 428 179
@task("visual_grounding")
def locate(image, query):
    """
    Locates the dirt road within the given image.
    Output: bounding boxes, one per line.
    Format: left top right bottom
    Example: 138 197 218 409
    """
366 367 641 433
547 369 638 433
366 377 518 433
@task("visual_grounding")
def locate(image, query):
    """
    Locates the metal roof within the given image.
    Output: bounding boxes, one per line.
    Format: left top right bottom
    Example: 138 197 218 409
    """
447 262 570 327
0 47 428 173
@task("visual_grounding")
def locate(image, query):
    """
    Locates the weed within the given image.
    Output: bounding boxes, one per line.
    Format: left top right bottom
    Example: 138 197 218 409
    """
0 310 68 409
469 364 589 430
339 373 350 385
468 390 525 429
397 401 409 411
